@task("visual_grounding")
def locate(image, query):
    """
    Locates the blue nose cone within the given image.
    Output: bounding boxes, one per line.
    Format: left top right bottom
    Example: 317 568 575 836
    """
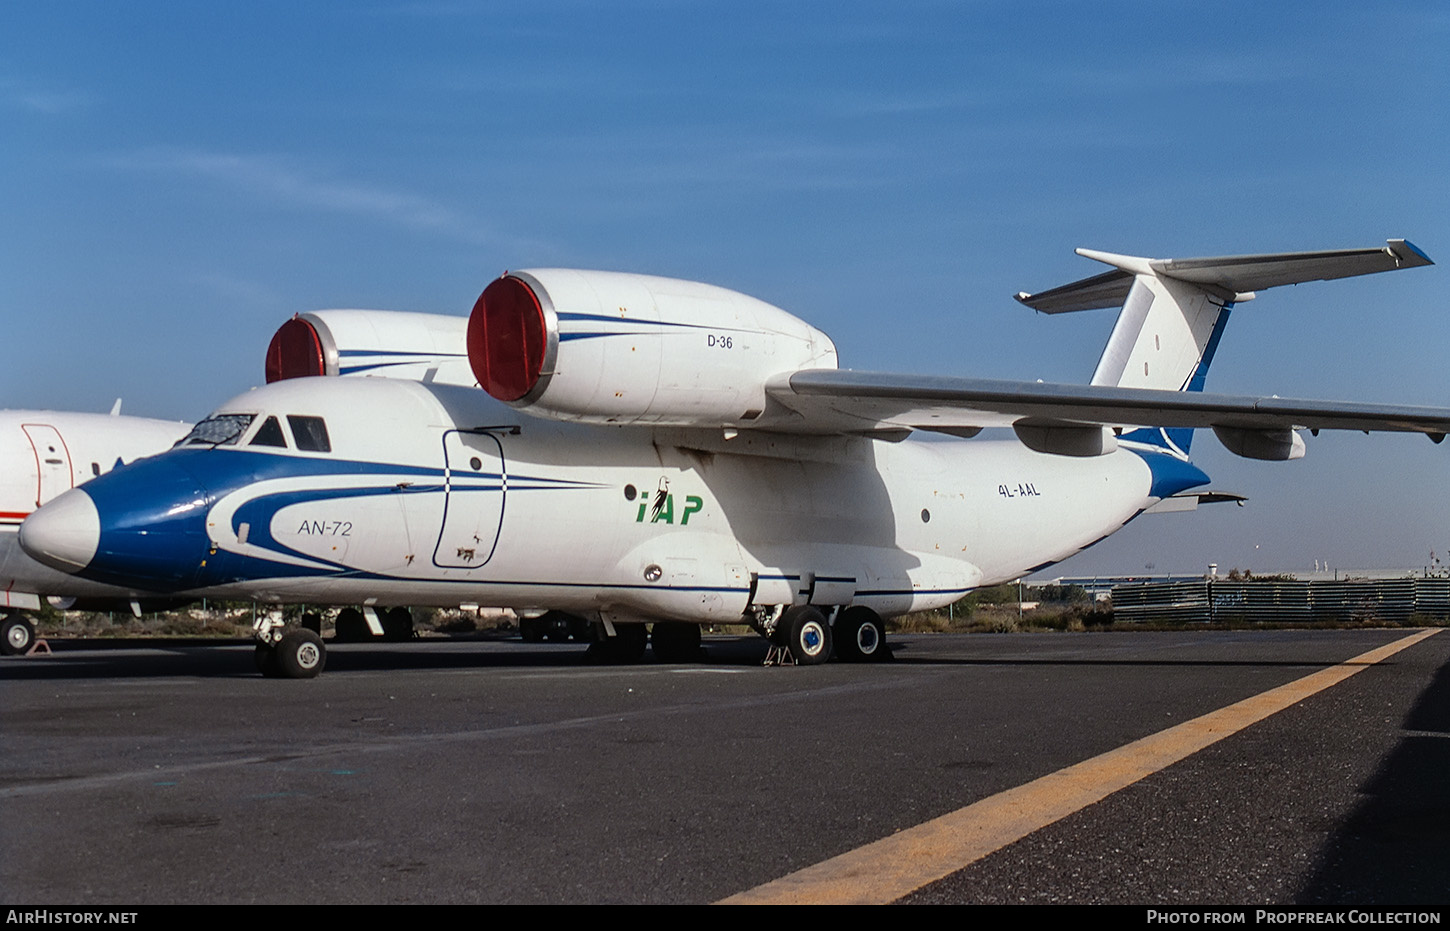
59 453 214 591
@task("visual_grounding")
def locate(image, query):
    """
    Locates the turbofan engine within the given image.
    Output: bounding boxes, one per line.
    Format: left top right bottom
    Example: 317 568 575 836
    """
467 269 838 426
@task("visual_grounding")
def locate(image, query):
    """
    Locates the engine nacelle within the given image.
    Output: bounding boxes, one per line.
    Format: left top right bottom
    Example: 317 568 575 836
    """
1013 421 1118 457
265 310 472 386
1212 425 1307 461
467 269 838 426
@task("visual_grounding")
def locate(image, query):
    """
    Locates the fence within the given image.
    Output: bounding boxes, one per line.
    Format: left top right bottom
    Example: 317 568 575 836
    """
1110 577 1450 624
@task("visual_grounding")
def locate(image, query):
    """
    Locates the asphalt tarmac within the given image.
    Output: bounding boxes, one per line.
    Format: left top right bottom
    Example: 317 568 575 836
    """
1 628 1446 905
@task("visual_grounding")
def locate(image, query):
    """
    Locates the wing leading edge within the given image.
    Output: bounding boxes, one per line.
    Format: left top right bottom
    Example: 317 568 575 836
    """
762 369 1450 443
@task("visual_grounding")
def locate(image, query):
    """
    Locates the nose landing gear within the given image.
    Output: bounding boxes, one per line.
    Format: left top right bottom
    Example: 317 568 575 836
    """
252 611 326 679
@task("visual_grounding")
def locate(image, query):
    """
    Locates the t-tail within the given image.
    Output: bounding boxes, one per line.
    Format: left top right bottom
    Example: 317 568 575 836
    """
1015 239 1433 461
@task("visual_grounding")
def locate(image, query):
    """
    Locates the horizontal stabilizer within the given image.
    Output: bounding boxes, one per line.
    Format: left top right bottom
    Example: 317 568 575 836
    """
1016 239 1431 313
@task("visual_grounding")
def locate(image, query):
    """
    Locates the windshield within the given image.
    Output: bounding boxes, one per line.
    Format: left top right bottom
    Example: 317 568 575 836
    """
288 415 331 453
177 414 256 447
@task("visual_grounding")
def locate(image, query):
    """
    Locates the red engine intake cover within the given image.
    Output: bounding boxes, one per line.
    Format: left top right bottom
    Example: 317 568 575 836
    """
468 276 547 402
265 316 326 383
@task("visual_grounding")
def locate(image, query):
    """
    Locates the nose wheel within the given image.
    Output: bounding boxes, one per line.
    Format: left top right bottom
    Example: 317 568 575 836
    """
253 612 326 679
255 629 326 678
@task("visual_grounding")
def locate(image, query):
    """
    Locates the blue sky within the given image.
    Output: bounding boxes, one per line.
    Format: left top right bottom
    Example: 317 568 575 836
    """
3 1 1447 576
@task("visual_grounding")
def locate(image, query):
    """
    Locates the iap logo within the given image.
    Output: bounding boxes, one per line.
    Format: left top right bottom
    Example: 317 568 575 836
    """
632 478 703 525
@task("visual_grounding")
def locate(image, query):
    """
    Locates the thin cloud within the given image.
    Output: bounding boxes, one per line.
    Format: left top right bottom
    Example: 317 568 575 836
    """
1 79 95 114
186 271 287 311
106 147 552 254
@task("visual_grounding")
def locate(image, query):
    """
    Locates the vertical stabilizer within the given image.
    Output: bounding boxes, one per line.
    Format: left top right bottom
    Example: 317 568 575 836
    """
1088 271 1232 392
1013 239 1433 457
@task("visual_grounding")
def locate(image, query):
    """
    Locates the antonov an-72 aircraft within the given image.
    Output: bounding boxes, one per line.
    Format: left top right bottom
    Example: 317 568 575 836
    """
19 240 1447 677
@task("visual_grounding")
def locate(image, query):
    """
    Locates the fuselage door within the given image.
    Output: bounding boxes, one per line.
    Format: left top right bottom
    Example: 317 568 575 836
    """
434 430 506 569
21 424 73 507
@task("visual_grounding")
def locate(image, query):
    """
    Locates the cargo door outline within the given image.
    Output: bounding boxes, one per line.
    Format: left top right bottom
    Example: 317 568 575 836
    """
433 430 506 569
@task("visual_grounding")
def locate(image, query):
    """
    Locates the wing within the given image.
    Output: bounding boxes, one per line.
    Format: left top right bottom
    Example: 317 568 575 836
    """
760 369 1450 454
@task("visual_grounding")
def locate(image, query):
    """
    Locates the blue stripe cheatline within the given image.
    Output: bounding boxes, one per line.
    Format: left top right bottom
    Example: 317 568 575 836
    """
337 349 466 359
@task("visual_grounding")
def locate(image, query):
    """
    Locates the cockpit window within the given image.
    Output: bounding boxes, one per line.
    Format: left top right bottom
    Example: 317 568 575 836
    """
178 414 255 447
288 415 331 453
249 416 288 448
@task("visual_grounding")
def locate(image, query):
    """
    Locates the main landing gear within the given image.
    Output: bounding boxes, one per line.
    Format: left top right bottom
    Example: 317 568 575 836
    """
650 621 702 663
2 614 37 656
334 606 415 642
584 620 649 663
520 610 593 643
568 616 700 664
833 606 889 663
757 604 891 666
574 605 891 666
770 605 833 666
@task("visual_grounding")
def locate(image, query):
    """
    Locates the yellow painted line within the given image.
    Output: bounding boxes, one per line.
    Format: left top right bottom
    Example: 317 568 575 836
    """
719 628 1441 905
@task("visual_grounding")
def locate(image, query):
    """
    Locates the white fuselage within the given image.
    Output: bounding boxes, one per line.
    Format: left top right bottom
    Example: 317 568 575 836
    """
20 378 1184 622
